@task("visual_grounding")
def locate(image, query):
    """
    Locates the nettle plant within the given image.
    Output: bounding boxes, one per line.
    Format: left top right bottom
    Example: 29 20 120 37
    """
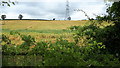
10 31 36 46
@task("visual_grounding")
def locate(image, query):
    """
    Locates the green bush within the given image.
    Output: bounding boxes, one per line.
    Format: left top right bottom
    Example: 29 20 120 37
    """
95 1 120 56
2 31 120 66
70 20 120 57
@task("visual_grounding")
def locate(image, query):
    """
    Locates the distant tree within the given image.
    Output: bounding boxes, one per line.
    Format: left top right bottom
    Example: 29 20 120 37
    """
18 14 23 20
67 17 71 20
90 18 94 20
53 18 55 20
1 15 6 20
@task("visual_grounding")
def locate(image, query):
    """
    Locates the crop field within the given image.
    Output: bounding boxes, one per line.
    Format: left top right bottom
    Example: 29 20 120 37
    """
1 20 113 46
1 20 88 44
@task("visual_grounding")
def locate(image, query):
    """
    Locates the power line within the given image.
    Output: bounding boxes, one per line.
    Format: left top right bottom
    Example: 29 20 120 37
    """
65 0 71 20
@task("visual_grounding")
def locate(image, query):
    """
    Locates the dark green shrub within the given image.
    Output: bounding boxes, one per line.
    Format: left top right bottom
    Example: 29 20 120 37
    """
95 1 120 56
2 32 120 66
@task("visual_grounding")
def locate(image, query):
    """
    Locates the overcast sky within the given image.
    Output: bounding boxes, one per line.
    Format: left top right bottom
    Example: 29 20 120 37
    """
0 0 112 20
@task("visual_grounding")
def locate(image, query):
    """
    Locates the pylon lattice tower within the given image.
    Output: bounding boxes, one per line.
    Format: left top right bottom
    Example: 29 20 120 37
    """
65 0 71 20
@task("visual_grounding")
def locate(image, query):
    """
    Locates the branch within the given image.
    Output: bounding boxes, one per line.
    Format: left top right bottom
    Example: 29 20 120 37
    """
0 0 16 7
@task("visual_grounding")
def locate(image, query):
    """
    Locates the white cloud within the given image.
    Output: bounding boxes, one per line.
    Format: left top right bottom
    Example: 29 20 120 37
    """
16 0 104 2
0 0 107 20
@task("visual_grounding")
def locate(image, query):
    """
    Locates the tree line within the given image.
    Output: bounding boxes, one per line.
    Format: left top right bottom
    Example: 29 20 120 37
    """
1 14 23 20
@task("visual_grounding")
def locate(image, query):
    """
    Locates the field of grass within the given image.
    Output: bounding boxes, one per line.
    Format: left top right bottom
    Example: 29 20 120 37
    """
1 20 88 43
1 20 113 45
1 20 87 30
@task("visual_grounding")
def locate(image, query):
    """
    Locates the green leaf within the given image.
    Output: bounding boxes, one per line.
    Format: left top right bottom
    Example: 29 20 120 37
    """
12 2 15 5
7 3 10 7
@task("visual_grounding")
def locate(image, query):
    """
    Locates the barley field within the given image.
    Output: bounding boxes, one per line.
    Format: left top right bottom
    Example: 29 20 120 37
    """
1 20 87 30
1 20 89 44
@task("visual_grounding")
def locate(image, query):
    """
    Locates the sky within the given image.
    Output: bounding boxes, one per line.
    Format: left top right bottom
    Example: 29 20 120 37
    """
0 0 113 20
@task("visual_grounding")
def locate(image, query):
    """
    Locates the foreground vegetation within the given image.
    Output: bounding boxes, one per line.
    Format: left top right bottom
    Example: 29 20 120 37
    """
1 20 120 66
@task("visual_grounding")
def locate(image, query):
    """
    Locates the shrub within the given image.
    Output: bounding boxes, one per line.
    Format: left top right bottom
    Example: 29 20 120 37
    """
2 31 120 66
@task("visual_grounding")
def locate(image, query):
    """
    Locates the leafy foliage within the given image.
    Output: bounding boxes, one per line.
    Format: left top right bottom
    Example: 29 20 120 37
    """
95 1 120 56
106 2 120 22
2 32 120 66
